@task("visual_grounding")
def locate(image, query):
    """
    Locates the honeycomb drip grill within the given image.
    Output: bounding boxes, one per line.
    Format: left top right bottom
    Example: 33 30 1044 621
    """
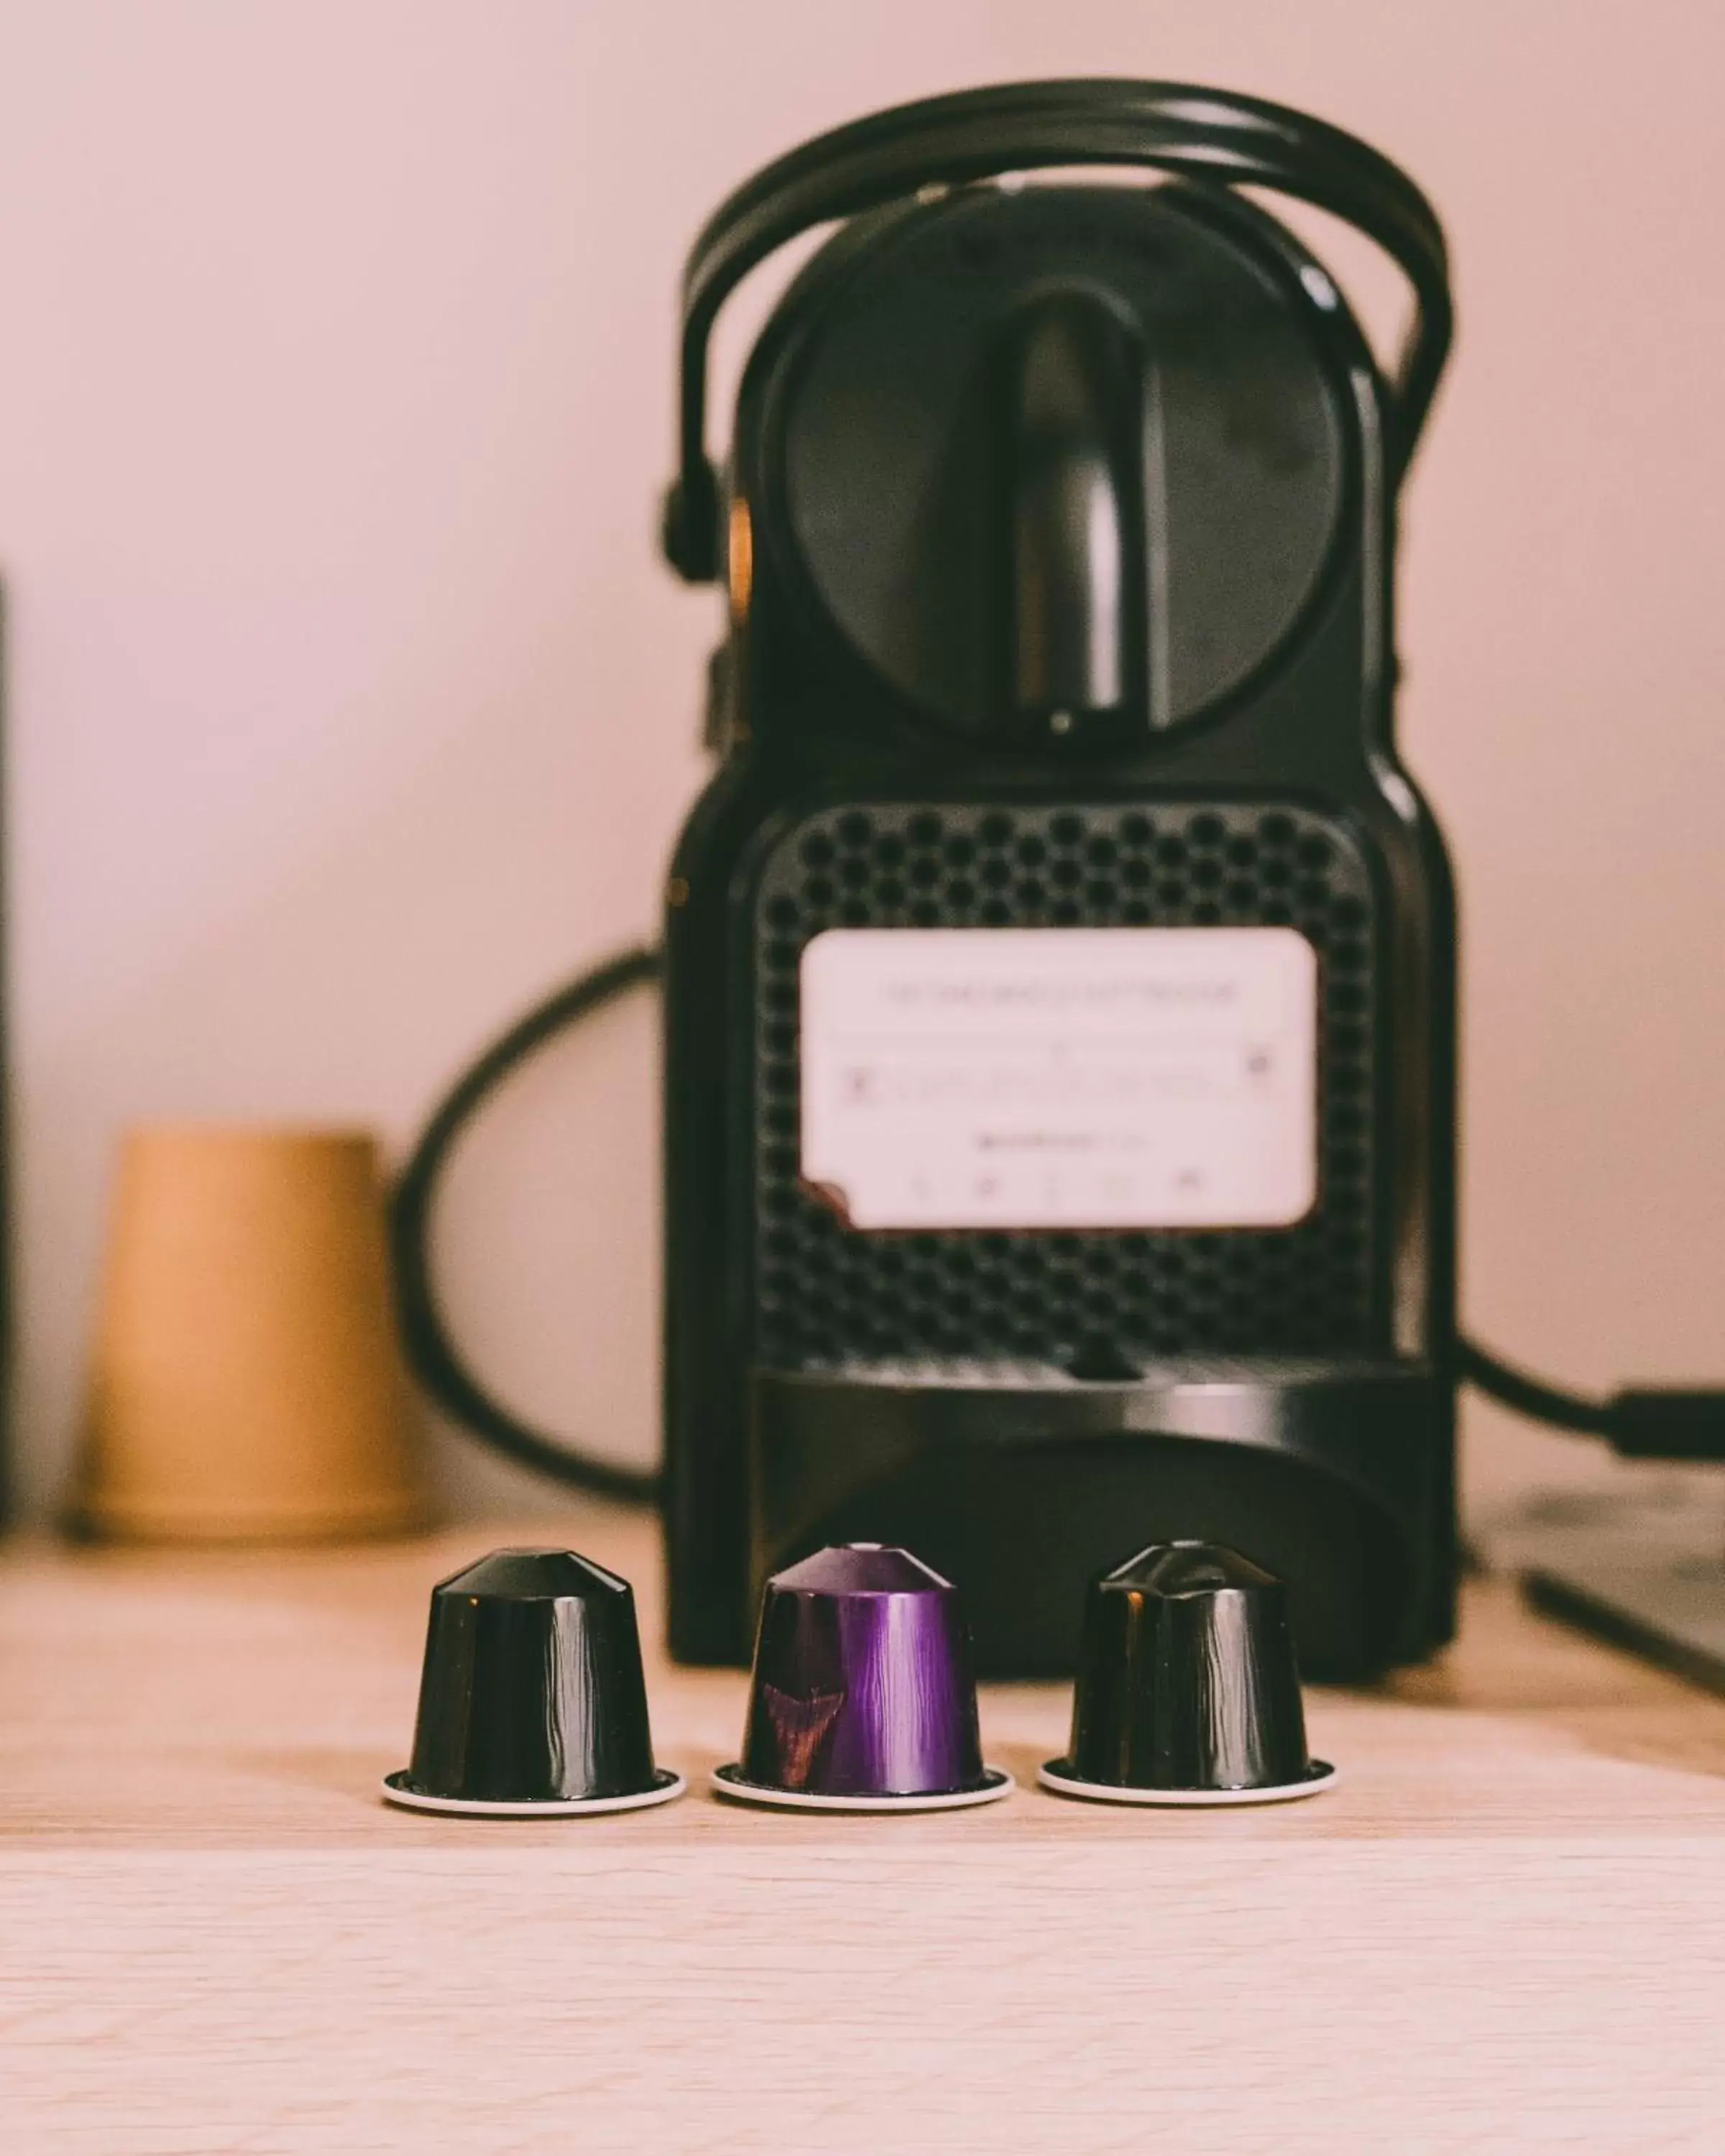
752 802 1381 1368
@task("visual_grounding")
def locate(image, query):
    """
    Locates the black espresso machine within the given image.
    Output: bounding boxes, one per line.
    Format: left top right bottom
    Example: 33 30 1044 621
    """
392 80 1725 1688
656 80 1456 1680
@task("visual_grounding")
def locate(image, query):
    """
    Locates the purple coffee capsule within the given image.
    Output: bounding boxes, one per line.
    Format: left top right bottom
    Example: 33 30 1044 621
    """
1039 1541 1337 1807
713 1544 1013 1812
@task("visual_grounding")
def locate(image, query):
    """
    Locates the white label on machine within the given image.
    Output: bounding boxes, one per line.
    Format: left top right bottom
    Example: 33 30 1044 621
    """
798 926 1317 1231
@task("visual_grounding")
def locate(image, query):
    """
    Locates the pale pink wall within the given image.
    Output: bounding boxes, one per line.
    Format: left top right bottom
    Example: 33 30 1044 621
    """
1 1 1721 1521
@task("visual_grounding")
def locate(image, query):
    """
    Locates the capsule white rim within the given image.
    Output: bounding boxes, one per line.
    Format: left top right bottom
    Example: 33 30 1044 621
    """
381 1768 686 1817
711 1764 1014 1812
1036 1759 1338 1807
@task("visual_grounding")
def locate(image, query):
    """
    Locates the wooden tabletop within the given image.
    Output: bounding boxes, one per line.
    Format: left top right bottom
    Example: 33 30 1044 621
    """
4 1507 1724 2153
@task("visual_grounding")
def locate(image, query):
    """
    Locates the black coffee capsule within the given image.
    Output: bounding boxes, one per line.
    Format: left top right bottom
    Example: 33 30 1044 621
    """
1039 1542 1336 1807
713 1543 1013 1812
382 1547 684 1816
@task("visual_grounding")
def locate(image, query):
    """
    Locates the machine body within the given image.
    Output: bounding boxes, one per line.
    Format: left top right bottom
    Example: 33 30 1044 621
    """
661 83 1458 1678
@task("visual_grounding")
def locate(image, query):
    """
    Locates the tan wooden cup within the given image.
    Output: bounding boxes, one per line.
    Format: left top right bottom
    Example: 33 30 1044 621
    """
72 1125 432 1542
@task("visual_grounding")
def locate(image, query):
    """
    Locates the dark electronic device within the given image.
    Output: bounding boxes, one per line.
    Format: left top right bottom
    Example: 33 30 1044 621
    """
659 80 1457 1680
392 80 1725 1695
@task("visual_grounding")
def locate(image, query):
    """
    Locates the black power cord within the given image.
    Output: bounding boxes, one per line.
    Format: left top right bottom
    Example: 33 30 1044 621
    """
390 944 1725 1501
388 944 662 1504
1458 1341 1725 1460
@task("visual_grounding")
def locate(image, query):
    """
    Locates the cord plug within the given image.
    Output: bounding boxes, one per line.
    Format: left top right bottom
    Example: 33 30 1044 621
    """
1608 1391 1725 1461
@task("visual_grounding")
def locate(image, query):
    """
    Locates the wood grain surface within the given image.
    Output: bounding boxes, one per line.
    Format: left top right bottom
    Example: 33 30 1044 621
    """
3 1507 1724 2152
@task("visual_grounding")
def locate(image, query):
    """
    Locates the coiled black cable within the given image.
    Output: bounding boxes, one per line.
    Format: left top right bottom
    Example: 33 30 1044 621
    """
391 944 1725 1498
1456 1339 1611 1439
388 944 663 1503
